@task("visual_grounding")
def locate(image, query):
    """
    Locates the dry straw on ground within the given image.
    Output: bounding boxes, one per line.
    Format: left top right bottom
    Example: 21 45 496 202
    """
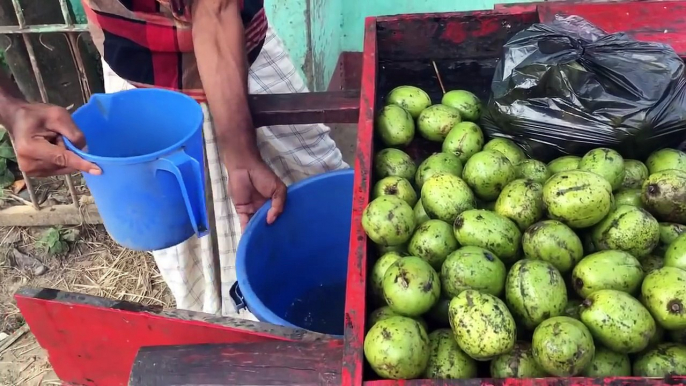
0 224 174 334
0 224 174 385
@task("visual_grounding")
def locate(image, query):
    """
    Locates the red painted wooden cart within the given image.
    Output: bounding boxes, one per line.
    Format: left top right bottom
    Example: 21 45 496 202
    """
15 1 686 385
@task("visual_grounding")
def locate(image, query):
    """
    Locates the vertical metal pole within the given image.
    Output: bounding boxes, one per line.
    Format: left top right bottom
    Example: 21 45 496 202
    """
58 0 91 101
58 0 81 208
11 0 48 103
10 0 39 209
58 0 72 24
6 135 39 208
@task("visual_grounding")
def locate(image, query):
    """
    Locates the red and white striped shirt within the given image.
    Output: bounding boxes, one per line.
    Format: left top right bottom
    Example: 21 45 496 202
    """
81 0 268 102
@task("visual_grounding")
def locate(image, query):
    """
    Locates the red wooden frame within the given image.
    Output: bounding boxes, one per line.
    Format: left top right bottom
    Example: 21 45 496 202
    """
15 288 337 386
342 16 377 386
344 1 686 385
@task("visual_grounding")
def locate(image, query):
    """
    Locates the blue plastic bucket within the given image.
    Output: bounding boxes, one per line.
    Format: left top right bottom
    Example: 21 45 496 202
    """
65 89 209 251
233 169 353 336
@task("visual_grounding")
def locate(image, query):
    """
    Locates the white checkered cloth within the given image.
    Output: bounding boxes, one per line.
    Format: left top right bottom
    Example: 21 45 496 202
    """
102 27 349 318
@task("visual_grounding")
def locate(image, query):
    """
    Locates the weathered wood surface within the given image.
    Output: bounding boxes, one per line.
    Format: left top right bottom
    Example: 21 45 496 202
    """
0 203 101 226
249 90 360 127
129 340 343 386
15 287 335 386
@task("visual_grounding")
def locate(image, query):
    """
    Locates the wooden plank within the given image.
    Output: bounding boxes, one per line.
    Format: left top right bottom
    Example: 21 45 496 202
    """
0 203 102 226
129 340 343 386
249 90 360 127
328 52 363 92
15 287 335 386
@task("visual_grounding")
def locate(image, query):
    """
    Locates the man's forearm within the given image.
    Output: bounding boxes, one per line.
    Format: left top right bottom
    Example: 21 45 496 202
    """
0 69 23 129
192 0 259 169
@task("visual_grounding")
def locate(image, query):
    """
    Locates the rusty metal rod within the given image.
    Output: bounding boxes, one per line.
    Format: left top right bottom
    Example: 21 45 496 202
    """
59 0 74 26
18 174 39 208
9 0 40 209
58 0 82 208
5 135 39 209
0 24 89 34
67 33 91 103
64 173 80 208
9 0 25 27
62 33 90 207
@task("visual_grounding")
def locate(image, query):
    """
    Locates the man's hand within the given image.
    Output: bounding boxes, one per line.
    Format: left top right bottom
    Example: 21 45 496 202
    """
0 68 100 177
228 158 287 229
4 103 102 177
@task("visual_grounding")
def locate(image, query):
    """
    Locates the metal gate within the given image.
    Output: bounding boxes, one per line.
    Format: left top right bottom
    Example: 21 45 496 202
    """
1 0 99 223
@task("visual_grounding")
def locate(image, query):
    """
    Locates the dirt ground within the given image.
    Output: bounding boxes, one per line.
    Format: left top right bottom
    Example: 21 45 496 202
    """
0 176 174 385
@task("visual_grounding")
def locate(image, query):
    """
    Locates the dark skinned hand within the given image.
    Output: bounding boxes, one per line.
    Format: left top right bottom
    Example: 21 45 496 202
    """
6 103 101 177
228 158 287 230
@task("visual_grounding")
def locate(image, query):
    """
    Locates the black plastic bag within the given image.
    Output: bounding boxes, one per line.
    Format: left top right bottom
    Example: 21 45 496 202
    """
482 15 686 162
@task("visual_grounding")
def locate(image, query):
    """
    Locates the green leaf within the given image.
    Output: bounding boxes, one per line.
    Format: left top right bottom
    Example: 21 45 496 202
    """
0 142 16 162
0 158 13 188
0 172 13 188
61 228 80 243
48 240 69 255
37 227 74 255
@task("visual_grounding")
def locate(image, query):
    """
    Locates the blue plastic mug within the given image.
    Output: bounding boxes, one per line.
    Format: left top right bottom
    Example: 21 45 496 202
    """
65 89 209 251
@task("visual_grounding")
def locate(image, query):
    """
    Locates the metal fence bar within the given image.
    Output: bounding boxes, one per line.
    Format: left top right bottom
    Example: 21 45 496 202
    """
2 0 93 211
6 135 40 209
10 0 41 209
58 0 81 209
58 0 72 25
0 24 89 34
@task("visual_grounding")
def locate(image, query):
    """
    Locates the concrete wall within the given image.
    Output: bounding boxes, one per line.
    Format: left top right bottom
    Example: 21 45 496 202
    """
266 0 538 91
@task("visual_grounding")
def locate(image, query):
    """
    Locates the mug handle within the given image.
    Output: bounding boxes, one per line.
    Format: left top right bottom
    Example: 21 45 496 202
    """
155 150 209 238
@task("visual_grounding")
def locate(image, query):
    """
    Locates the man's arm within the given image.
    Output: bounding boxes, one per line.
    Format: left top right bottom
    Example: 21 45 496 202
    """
191 0 287 229
191 0 260 168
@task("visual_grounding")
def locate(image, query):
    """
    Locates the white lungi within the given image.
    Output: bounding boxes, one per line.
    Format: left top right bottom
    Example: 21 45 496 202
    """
102 28 349 318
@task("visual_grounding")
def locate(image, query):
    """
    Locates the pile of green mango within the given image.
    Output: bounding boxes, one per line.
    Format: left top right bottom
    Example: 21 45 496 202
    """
361 85 686 381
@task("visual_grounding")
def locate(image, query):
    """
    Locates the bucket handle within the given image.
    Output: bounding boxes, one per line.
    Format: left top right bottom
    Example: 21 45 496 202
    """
229 282 248 313
155 150 209 238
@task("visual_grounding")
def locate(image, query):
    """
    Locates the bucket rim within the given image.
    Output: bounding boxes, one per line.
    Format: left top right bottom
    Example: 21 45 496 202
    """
235 168 354 332
64 89 204 165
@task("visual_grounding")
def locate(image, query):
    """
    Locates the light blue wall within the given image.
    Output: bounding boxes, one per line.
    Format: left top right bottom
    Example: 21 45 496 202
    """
266 0 538 91
309 0 343 91
264 0 313 86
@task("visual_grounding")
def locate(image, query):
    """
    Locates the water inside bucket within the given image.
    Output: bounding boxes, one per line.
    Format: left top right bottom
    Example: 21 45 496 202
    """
283 281 346 336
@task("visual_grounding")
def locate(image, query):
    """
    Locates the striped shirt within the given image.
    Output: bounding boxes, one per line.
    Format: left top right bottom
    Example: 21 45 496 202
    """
82 0 267 101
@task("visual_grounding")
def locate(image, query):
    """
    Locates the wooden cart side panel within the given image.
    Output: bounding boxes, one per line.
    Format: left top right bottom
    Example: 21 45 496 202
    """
363 377 686 386
373 10 541 62
15 287 333 386
342 16 378 386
